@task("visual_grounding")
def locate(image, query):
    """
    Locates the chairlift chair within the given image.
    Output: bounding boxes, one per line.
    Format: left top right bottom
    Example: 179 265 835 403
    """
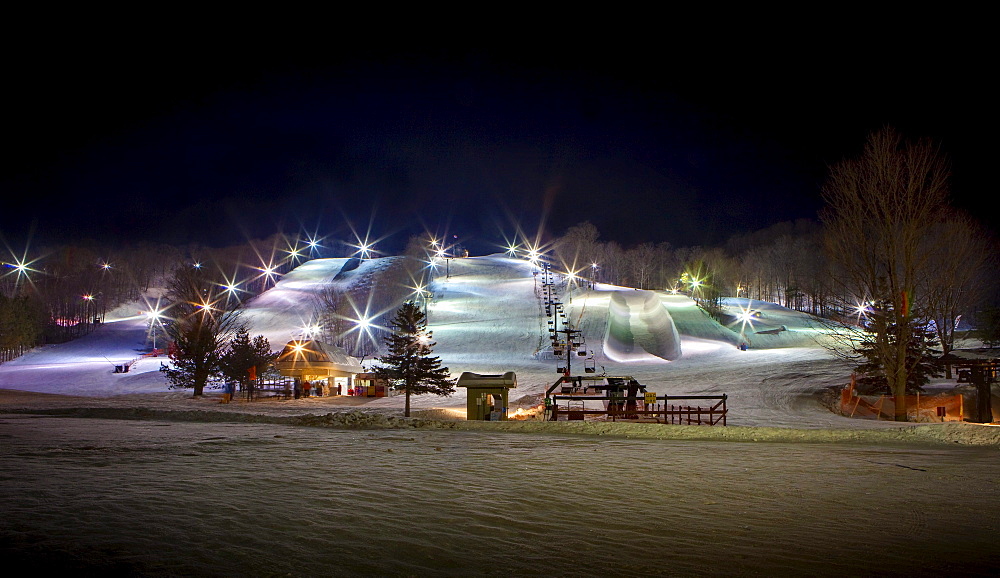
584 358 596 373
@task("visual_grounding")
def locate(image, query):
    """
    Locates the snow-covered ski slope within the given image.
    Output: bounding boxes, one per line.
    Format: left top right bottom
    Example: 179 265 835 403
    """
0 254 860 427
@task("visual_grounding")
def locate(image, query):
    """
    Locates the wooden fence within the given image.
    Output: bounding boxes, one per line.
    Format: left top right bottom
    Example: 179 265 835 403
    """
547 394 727 425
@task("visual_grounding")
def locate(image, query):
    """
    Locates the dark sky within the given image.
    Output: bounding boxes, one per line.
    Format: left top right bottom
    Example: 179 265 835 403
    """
1 34 988 255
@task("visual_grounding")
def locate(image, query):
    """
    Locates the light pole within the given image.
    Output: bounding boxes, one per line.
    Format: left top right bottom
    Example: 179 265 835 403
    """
147 308 164 351
566 270 581 304
415 285 431 320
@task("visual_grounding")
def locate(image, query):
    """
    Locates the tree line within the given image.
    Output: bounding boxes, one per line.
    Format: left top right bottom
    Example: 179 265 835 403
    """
0 233 318 364
1 241 179 359
550 128 998 420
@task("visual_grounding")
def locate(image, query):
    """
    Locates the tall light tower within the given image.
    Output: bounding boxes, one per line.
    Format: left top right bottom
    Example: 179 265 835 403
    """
146 308 164 351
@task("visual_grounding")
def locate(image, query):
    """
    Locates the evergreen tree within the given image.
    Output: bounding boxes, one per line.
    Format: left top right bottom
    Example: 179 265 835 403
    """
373 301 455 417
159 266 244 396
220 327 276 399
854 299 942 394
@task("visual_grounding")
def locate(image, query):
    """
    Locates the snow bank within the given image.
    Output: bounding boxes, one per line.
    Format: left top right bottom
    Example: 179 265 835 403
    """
604 290 682 362
3 392 999 447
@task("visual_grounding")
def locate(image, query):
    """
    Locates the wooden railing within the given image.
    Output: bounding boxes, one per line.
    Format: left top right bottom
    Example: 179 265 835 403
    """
547 394 727 426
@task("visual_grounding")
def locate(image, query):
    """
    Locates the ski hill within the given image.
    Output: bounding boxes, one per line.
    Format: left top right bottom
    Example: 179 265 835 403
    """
0 254 858 426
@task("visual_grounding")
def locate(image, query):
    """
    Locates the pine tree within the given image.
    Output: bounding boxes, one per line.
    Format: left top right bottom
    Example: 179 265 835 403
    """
220 327 276 399
854 299 942 395
373 301 455 417
159 265 244 396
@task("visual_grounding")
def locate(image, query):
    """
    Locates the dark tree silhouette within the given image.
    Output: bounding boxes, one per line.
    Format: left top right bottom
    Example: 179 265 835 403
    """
373 301 454 417
821 128 951 421
160 266 244 396
220 326 276 399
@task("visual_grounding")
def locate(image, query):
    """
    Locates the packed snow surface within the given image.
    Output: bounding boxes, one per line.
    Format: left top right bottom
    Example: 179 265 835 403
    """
4 255 1000 575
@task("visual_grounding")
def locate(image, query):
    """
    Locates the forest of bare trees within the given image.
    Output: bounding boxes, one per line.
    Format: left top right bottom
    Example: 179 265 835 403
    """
315 255 427 358
1 241 183 358
549 218 840 318
0 233 317 362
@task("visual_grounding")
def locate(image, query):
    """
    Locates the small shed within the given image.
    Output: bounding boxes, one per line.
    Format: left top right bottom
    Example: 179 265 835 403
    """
457 371 517 421
352 372 391 397
275 339 363 395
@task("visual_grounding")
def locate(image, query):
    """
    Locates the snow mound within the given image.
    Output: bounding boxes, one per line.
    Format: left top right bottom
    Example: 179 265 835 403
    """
604 290 682 362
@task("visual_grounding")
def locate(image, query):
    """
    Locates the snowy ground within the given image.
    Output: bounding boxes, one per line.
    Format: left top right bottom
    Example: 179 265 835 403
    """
3 413 999 577
4 255 1000 574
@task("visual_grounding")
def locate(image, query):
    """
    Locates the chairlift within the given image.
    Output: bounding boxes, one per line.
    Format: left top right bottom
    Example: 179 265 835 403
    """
584 358 596 373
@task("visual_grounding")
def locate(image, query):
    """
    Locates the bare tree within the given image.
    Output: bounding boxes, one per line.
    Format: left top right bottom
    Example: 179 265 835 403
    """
552 221 601 275
821 127 951 421
922 213 996 373
314 257 423 358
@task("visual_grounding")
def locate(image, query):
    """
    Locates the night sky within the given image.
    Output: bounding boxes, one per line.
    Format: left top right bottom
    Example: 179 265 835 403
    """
1 35 988 255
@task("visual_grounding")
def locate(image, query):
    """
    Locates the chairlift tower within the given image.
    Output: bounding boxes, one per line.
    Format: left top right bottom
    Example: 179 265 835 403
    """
554 326 583 375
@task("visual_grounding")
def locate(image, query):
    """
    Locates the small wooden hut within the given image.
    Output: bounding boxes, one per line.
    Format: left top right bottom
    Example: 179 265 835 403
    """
457 371 517 420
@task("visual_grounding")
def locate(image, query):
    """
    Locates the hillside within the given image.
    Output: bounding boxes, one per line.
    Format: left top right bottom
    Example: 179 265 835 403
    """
0 254 865 427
